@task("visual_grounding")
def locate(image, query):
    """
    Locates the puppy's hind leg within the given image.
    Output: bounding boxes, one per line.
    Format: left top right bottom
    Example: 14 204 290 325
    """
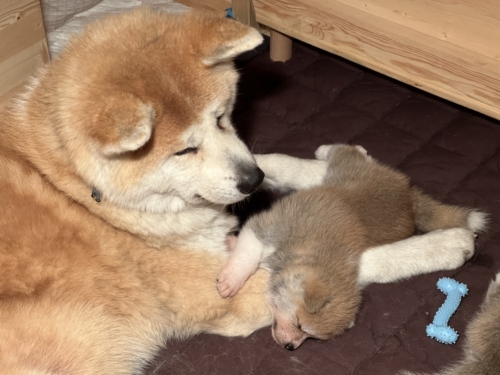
357 228 475 287
217 227 276 298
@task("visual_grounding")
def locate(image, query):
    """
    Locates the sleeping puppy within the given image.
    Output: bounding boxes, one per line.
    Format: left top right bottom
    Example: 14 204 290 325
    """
217 144 484 350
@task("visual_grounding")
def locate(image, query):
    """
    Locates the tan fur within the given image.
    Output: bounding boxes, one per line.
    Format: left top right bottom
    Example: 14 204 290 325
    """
230 145 479 350
0 9 271 374
0 8 483 372
265 146 415 349
411 188 475 232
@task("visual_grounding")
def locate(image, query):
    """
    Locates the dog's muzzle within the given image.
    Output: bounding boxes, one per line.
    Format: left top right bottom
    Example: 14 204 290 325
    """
237 165 265 194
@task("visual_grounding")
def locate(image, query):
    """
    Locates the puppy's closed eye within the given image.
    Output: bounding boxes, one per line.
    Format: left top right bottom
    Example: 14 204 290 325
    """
174 147 198 156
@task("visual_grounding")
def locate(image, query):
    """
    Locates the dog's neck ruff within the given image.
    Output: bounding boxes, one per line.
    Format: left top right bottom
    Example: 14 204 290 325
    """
91 187 101 203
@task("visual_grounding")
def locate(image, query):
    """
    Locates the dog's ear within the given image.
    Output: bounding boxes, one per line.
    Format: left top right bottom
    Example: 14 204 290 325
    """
303 277 331 314
89 92 154 156
186 11 263 66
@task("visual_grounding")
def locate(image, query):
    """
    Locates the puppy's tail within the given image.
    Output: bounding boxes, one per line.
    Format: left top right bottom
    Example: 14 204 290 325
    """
411 187 488 233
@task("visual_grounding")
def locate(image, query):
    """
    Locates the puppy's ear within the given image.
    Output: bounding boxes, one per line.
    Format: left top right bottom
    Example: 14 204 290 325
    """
90 92 154 156
303 277 331 314
186 11 263 65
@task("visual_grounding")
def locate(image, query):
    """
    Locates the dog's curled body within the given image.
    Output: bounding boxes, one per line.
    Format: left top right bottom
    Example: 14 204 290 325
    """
0 149 272 374
217 145 484 350
0 9 275 375
231 145 414 348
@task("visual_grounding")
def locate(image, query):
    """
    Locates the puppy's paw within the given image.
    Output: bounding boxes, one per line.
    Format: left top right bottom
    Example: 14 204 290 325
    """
217 266 247 298
436 228 475 268
315 144 336 160
315 144 372 162
315 144 347 160
354 145 373 162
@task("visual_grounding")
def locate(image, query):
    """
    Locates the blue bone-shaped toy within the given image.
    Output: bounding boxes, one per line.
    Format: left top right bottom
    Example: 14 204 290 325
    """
426 277 468 344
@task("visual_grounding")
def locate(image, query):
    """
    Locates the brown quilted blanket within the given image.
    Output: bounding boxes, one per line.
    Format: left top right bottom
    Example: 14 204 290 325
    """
144 40 500 375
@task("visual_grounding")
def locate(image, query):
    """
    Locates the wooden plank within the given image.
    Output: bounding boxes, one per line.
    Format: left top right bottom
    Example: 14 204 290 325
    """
0 39 47 97
0 0 48 104
0 0 36 31
0 82 24 109
253 0 500 120
232 0 258 28
175 0 231 15
176 0 270 35
334 0 500 61
0 6 46 63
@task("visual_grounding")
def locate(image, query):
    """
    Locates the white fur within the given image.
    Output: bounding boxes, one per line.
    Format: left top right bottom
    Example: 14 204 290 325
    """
91 97 258 216
98 202 239 252
467 210 488 232
12 72 43 117
77 94 264 251
358 228 475 287
254 154 328 192
315 144 372 162
224 146 478 295
314 145 333 160
217 227 276 297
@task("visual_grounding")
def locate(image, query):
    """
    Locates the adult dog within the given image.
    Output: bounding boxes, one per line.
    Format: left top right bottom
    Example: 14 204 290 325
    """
0 8 478 374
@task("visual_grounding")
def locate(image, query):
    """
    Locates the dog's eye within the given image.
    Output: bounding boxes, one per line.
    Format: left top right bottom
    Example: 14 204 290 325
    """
216 114 225 130
174 147 198 156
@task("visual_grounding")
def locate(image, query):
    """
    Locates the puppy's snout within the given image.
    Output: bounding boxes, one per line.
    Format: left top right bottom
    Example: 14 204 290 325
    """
284 343 295 351
237 165 264 194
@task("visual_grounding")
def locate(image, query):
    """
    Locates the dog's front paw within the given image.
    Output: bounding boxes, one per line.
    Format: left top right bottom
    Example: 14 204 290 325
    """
217 266 247 298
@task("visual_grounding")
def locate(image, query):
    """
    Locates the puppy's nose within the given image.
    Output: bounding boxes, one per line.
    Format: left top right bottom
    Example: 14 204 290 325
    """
284 343 295 351
237 166 264 194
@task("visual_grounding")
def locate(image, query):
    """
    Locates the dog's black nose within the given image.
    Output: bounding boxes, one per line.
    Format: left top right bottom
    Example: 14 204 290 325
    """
237 166 265 194
284 343 295 351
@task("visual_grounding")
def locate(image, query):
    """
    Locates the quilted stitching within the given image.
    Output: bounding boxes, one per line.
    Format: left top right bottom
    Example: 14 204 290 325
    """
145 40 500 375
